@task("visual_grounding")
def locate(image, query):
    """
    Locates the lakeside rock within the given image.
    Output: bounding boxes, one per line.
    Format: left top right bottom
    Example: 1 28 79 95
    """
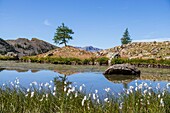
104 64 141 75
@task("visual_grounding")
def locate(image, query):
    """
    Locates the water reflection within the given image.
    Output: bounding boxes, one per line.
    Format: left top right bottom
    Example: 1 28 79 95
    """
104 74 139 89
0 68 169 94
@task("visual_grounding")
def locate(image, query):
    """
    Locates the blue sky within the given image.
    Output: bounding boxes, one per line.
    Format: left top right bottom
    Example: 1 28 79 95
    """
0 0 170 49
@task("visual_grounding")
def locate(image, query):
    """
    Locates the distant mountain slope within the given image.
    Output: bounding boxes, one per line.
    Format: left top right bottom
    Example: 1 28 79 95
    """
0 38 17 55
6 38 57 57
76 46 102 52
38 46 96 59
98 41 170 59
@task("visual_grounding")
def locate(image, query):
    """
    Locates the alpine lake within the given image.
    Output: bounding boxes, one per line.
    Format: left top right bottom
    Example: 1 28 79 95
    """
0 61 170 95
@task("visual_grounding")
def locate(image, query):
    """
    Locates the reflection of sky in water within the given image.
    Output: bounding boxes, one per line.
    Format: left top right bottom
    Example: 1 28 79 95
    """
0 70 169 94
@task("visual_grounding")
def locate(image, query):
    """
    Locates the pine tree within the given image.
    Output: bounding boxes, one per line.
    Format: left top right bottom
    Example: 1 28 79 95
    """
53 23 74 46
121 28 132 45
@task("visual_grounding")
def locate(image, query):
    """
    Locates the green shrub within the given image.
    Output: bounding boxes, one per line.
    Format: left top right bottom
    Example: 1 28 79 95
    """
96 57 109 65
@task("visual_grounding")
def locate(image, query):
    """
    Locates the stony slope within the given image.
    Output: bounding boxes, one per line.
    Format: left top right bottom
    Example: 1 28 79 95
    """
38 46 96 59
6 38 57 57
98 41 170 60
0 38 17 55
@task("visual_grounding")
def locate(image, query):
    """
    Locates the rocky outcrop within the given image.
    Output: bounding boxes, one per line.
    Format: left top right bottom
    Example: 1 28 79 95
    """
104 64 141 75
0 38 17 55
6 38 57 57
98 41 170 60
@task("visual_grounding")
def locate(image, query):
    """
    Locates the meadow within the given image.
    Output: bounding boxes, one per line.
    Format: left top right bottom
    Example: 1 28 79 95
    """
0 76 169 113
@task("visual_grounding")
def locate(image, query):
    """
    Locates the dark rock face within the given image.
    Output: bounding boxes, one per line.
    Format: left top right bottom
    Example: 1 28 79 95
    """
6 38 57 57
0 38 17 55
104 64 141 75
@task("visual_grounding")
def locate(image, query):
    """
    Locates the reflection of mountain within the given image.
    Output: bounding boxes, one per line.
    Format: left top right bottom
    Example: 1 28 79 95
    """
54 69 79 76
0 68 40 73
31 70 40 73
104 74 139 84
0 68 5 72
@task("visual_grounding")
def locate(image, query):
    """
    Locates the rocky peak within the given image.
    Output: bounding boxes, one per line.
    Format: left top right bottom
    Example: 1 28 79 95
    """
6 38 57 57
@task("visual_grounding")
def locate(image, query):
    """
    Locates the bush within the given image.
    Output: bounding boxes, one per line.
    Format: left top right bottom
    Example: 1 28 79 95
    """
96 57 109 65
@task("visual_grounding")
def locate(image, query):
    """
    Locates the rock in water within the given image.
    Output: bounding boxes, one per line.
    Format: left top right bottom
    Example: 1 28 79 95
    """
104 64 140 75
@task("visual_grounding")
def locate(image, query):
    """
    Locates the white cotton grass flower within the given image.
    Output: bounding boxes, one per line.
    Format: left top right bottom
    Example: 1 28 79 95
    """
32 81 37 86
148 87 152 90
135 82 138 86
81 96 87 106
44 82 49 87
50 80 53 83
46 94 48 98
156 83 160 90
88 93 91 98
143 83 148 87
119 102 123 109
40 83 44 87
2 83 5 86
135 87 138 91
67 89 71 96
104 98 109 102
64 86 67 92
82 84 85 87
129 86 134 89
25 94 28 97
40 98 43 101
39 87 42 91
68 84 72 88
158 94 161 98
160 98 164 107
138 84 143 89
75 91 78 98
53 86 56 91
52 92 56 96
64 81 67 85
10 82 14 86
49 85 52 88
30 83 32 86
27 88 30 92
95 90 98 94
129 89 133 93
79 86 83 92
97 99 100 104
104 87 111 92
93 93 96 100
143 90 147 94
148 92 151 96
31 92 34 98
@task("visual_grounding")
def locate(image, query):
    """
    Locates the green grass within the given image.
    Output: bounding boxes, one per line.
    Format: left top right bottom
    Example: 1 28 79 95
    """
111 58 170 66
0 76 170 113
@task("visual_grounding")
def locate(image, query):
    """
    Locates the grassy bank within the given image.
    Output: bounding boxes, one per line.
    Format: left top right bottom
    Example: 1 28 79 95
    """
20 56 170 66
0 55 170 67
0 76 170 113
111 58 170 67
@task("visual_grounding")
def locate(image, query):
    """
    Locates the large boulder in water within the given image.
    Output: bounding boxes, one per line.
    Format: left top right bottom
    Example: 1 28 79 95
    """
104 64 140 75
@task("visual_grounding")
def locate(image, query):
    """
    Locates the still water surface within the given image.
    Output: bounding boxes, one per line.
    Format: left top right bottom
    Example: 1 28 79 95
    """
0 69 169 94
